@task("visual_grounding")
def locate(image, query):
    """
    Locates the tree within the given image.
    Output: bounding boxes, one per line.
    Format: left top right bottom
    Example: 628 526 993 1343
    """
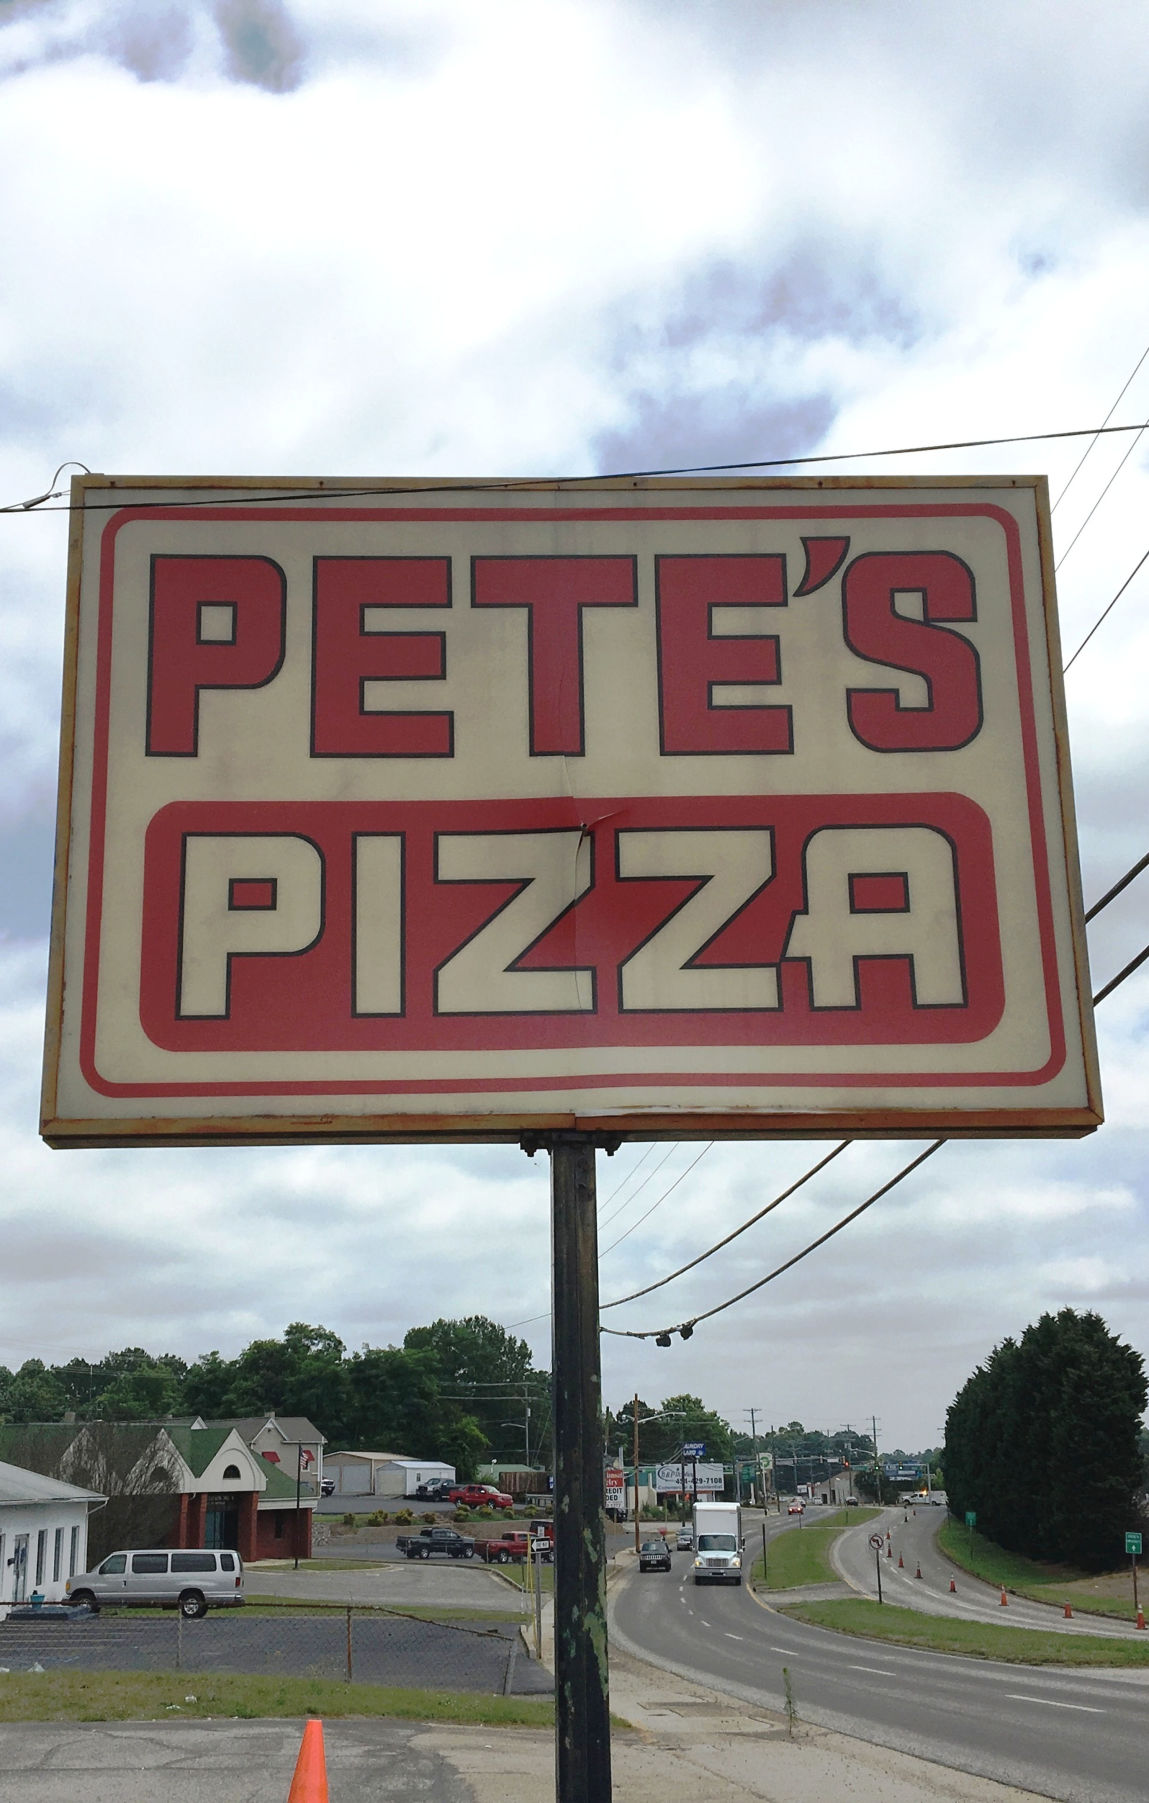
403 1317 549 1467
945 1309 1146 1570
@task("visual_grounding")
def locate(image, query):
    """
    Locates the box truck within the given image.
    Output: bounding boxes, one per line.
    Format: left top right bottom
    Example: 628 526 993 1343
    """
690 1499 743 1584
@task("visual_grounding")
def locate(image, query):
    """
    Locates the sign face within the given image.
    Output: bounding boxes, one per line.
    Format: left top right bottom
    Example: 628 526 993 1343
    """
1126 1531 1142 1556
965 1511 977 1527
604 1468 626 1510
42 476 1101 1145
682 1442 706 1458
656 1462 724 1494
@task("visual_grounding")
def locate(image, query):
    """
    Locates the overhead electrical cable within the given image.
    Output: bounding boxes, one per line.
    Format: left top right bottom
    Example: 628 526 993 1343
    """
1054 425 1149 570
598 1144 713 1257
599 1139 851 1309
1062 545 1149 671
597 1142 657 1214
595 1143 680 1232
5 421 1149 516
602 917 1149 1344
601 1142 946 1342
1051 344 1149 511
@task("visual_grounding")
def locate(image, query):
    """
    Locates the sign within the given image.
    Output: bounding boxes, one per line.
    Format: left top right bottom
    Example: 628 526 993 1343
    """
42 476 1102 1146
656 1461 724 1494
604 1467 626 1511
869 1533 885 1550
682 1442 706 1458
1126 1532 1142 1556
965 1511 977 1527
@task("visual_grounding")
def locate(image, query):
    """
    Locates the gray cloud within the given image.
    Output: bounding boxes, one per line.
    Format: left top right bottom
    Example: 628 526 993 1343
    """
212 0 303 91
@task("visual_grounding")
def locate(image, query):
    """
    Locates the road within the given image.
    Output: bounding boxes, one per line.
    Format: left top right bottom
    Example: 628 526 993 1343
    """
837 1506 1146 1637
610 1513 1149 1803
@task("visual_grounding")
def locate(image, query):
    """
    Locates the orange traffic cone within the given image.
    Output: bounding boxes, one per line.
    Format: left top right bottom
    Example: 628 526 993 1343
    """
915 1564 923 1580
885 1541 892 1558
949 1578 956 1593
999 1586 1008 1607
1063 1603 1072 1618
897 1553 904 1568
288 1721 329 1803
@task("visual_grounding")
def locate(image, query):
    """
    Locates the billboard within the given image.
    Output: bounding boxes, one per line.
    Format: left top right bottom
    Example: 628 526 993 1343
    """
655 1462 725 1495
42 476 1101 1145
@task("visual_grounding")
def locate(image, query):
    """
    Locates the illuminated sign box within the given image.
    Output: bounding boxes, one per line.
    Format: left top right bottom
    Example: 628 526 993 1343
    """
41 476 1101 1145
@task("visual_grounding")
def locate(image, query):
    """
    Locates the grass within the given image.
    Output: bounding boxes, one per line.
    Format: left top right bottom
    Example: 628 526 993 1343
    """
0 1669 555 1725
244 1597 524 1622
938 1520 1143 1621
751 1508 879 1588
777 1597 1149 1665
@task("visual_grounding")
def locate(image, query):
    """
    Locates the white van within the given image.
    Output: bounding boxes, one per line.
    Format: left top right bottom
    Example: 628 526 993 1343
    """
66 1548 244 1618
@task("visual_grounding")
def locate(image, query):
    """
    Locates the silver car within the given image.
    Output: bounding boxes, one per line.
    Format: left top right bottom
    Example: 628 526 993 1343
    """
66 1548 244 1618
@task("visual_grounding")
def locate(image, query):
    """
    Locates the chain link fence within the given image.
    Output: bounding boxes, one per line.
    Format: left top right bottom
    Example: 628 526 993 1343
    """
0 1602 552 1696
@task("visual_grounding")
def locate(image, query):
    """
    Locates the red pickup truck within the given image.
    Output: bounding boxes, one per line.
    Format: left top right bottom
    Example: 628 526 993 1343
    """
475 1531 553 1564
448 1483 514 1510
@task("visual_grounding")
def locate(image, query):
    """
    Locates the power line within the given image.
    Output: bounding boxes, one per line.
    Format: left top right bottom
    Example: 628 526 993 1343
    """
601 1142 946 1342
600 1140 850 1309
603 861 1149 1344
1051 345 1149 511
1063 544 1149 671
1084 850 1149 921
1054 424 1149 570
596 1144 679 1232
598 1145 713 1257
597 1143 656 1213
4 420 1149 516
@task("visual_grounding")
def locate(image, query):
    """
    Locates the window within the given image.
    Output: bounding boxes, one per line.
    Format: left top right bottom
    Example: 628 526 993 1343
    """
69 1526 79 1577
35 1530 47 1586
100 1554 126 1575
130 1553 169 1574
219 1552 236 1572
53 1528 63 1583
171 1553 216 1574
222 1463 242 1480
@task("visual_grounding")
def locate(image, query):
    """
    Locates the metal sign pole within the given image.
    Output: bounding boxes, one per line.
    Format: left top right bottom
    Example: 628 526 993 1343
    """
528 1130 616 1803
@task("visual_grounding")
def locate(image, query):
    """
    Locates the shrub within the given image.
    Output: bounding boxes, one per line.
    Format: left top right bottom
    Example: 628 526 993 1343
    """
421 1511 437 1524
341 1512 356 1528
393 1508 415 1526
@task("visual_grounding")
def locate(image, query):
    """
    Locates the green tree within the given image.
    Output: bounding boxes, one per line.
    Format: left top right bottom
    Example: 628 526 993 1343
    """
945 1309 1146 1570
0 1360 68 1423
403 1317 549 1467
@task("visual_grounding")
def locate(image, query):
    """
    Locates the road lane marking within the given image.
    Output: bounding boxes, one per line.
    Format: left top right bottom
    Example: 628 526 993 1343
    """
849 1663 896 1674
723 1632 745 1641
1004 1695 1105 1713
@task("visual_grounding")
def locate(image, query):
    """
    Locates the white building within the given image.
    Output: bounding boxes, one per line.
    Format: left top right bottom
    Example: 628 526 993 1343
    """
322 1452 455 1498
0 1459 104 1615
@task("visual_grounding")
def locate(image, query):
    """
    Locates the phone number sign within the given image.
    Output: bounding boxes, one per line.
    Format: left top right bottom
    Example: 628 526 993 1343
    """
42 477 1101 1145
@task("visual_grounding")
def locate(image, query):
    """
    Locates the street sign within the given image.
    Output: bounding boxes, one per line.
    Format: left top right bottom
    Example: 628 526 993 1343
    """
868 1533 885 1549
43 475 1102 1146
965 1511 977 1527
1126 1532 1142 1556
683 1442 706 1458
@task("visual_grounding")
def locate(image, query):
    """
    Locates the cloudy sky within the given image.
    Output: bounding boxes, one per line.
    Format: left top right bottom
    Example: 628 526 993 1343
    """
2 0 1148 1455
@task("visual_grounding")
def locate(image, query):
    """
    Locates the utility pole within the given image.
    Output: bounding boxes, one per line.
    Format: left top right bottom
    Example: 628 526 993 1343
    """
745 1408 761 1507
872 1414 881 1503
632 1394 641 1557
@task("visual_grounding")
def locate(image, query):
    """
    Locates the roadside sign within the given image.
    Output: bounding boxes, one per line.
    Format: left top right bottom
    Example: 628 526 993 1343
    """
42 475 1101 1146
965 1511 977 1527
683 1442 706 1458
1126 1532 1142 1556
656 1461 723 1494
868 1533 885 1549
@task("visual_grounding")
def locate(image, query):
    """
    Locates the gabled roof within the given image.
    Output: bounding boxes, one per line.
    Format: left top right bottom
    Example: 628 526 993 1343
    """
258 1460 319 1504
0 1458 104 1507
163 1426 241 1477
202 1415 326 1445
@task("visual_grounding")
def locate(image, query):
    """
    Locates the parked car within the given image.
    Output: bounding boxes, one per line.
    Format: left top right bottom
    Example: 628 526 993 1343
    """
66 1548 244 1618
844 1496 859 1507
639 1538 673 1572
414 1478 454 1500
395 1527 476 1559
319 1478 336 1497
675 1525 694 1550
448 1483 514 1510
787 1501 804 1515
